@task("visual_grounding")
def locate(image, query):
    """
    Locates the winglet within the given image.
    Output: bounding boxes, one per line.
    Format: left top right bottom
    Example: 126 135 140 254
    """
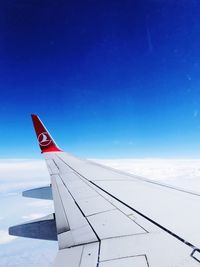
31 114 62 153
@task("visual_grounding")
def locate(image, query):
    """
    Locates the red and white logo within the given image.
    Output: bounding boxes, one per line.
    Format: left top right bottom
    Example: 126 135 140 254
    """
38 132 52 147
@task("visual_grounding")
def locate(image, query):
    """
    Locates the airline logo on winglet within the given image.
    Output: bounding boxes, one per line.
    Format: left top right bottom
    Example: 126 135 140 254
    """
31 114 62 153
38 132 52 147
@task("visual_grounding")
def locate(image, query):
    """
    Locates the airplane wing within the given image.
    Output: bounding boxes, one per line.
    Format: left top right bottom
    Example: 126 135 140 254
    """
9 115 200 266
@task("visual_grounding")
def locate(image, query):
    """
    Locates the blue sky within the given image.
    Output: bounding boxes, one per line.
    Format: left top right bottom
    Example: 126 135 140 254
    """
1 0 200 158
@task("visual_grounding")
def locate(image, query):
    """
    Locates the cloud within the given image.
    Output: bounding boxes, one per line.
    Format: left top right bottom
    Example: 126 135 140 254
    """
0 159 49 194
0 157 55 266
0 230 17 244
26 200 53 208
0 237 57 267
95 158 200 179
22 213 46 220
95 158 200 193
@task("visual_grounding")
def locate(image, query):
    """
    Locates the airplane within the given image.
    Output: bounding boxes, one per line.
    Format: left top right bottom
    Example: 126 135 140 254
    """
9 114 200 266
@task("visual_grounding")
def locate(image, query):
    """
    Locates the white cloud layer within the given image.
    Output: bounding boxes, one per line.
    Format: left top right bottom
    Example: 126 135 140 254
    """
95 158 200 193
22 213 47 220
0 230 17 244
0 159 49 194
1 158 200 194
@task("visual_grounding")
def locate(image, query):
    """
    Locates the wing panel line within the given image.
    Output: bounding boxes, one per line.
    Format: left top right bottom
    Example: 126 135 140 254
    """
55 154 198 252
78 157 200 197
58 173 101 242
53 156 148 234
55 171 101 265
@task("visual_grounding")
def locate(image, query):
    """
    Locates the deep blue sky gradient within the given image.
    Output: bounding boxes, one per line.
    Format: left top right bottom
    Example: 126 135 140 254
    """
1 0 200 158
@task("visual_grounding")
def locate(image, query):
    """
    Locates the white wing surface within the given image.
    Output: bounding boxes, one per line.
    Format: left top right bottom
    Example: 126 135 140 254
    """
10 115 200 267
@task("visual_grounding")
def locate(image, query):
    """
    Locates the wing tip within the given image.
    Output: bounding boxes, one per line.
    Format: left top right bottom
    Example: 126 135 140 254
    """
31 114 63 153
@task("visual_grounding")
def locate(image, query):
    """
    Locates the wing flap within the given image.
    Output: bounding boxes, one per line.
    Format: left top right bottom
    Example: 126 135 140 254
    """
51 175 70 235
53 243 99 267
87 209 146 239
100 234 199 267
51 174 98 249
99 256 148 267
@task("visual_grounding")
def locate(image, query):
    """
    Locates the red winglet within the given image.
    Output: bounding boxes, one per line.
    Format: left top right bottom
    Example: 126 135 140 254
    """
31 114 62 153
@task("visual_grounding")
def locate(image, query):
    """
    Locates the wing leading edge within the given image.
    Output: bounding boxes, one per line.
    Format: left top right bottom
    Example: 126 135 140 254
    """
9 115 200 267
